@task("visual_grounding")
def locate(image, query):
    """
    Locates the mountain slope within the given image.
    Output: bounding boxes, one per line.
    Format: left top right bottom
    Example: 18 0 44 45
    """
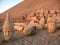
0 0 60 19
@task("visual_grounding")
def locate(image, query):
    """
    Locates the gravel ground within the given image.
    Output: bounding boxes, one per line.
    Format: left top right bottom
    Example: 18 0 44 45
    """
0 29 60 45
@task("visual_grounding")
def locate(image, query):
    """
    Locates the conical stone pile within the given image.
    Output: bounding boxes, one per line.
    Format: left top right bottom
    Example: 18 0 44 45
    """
3 13 14 41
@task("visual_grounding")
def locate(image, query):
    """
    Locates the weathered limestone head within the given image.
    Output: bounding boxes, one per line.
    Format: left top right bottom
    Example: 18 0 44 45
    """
3 13 14 41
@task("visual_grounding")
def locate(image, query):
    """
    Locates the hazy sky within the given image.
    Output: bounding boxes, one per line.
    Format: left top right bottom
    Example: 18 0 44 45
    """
0 0 24 14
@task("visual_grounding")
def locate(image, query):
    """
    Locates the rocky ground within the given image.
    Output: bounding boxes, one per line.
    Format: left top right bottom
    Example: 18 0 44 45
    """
0 28 60 45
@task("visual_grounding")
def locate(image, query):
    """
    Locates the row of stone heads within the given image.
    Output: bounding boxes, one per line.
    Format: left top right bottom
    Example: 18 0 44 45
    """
22 10 60 22
22 10 60 19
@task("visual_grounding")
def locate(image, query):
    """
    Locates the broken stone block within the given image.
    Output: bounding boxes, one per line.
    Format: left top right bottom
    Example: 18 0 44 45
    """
23 25 36 36
39 15 45 29
14 23 26 31
39 18 45 26
26 15 31 21
50 10 55 14
55 14 60 29
48 23 55 33
56 14 60 23
14 25 23 31
23 21 36 36
55 10 60 14
44 10 48 17
47 17 55 33
56 23 60 29
30 16 37 21
36 25 43 30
